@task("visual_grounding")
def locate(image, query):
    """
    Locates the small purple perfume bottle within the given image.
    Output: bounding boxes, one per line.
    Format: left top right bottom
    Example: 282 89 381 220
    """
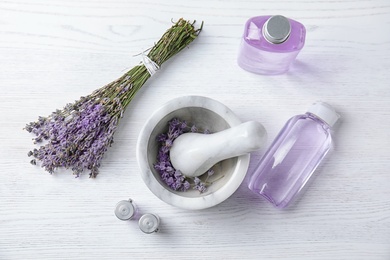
248 102 340 208
238 15 306 75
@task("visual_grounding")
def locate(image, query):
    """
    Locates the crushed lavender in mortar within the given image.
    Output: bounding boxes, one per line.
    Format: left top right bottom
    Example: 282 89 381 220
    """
154 118 214 193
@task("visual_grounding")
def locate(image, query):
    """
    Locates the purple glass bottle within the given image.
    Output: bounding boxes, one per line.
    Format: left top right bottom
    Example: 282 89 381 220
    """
248 102 340 208
238 15 306 75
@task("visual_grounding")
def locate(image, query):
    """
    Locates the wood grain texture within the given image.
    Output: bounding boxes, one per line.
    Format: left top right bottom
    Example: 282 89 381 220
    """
0 0 389 259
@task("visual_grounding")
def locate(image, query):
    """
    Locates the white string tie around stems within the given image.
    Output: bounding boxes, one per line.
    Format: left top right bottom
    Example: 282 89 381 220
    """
141 52 160 77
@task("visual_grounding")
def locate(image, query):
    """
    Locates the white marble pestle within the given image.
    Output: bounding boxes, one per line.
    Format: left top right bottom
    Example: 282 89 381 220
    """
170 121 267 178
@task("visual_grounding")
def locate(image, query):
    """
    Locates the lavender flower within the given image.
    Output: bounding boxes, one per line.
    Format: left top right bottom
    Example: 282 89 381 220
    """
25 100 119 177
191 176 207 193
154 118 214 193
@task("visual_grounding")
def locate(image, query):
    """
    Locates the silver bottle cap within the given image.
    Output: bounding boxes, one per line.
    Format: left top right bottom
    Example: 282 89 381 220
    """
139 213 160 234
115 199 135 221
263 15 291 44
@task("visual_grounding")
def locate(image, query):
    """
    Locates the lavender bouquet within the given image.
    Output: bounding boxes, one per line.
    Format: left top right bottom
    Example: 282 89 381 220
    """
25 19 203 178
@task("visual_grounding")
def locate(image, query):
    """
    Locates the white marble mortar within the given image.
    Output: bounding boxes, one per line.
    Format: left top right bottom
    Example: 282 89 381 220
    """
136 96 250 210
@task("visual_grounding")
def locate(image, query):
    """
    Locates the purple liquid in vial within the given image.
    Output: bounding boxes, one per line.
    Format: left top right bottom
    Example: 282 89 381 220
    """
238 15 306 75
248 102 340 208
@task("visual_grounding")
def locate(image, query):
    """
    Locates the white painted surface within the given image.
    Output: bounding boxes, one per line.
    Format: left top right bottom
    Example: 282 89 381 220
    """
0 0 389 259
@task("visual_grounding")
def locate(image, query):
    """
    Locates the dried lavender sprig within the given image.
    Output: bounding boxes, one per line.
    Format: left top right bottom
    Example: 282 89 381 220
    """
25 19 203 178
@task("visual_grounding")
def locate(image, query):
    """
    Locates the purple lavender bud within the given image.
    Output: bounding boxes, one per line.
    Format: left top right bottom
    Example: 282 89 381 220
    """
183 181 190 191
174 180 182 190
174 170 183 178
166 177 174 186
194 182 207 193
156 133 167 142
180 121 187 129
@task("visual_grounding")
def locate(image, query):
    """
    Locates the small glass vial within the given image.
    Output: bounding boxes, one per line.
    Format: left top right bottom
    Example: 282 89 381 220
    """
138 213 160 234
238 15 306 75
115 199 137 221
248 102 340 208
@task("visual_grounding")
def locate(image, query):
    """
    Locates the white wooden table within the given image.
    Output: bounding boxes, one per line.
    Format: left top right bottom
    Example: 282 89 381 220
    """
1 1 389 259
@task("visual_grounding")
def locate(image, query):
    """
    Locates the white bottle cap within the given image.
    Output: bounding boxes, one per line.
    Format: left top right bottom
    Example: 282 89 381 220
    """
307 102 340 127
139 213 160 234
115 199 136 221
